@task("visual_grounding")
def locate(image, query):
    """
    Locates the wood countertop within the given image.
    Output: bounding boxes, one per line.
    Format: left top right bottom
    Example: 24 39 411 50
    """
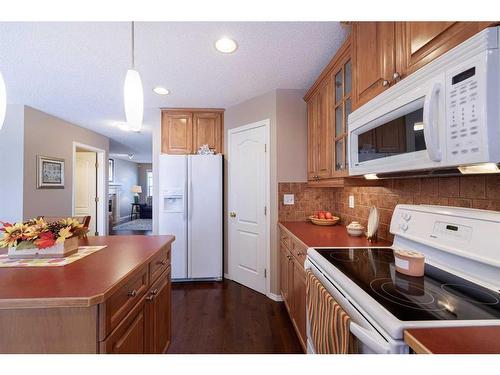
0 235 175 309
279 221 391 248
405 327 500 354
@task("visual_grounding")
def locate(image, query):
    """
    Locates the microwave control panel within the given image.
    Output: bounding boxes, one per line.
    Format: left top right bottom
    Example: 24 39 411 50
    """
447 65 483 160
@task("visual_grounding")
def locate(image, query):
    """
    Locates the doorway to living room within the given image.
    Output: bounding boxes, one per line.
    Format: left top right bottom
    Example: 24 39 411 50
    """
108 155 153 235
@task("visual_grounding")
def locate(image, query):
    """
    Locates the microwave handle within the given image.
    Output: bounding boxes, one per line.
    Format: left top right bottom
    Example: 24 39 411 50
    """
423 82 442 162
350 321 392 354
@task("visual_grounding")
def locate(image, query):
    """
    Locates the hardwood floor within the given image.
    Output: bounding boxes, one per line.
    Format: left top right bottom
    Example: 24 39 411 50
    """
167 280 304 354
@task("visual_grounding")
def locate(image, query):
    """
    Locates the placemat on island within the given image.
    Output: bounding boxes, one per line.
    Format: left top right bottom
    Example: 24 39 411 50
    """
0 245 107 268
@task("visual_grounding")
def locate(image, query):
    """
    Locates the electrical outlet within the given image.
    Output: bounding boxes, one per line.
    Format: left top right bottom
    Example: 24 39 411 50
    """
283 194 295 205
348 195 355 208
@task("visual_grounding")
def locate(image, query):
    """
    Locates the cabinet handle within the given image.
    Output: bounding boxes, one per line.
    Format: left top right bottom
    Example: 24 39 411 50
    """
158 260 167 266
150 288 159 295
297 251 303 256
382 79 390 87
286 255 293 260
393 72 401 81
127 290 137 297
146 295 155 301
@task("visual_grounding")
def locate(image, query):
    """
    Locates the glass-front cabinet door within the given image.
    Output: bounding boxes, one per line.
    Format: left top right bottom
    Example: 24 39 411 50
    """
332 57 351 176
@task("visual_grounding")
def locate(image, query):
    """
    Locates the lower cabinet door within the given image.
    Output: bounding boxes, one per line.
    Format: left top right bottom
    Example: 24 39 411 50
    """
292 258 307 351
145 267 172 354
100 297 147 354
280 244 290 310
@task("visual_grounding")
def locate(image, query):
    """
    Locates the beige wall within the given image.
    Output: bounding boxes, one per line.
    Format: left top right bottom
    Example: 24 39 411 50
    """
276 89 308 182
23 107 109 225
224 89 307 296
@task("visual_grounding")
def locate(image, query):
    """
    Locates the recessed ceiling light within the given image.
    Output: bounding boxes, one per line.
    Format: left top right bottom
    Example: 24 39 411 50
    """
153 87 170 95
215 37 238 54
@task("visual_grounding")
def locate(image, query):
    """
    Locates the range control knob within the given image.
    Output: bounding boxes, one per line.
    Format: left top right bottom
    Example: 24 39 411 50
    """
400 212 411 221
399 223 409 232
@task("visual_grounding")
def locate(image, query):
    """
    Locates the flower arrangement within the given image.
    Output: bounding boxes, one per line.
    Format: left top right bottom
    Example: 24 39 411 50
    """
0 218 88 250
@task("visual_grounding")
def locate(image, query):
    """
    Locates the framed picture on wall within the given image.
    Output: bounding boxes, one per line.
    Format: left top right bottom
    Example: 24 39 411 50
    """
109 159 114 182
37 155 65 189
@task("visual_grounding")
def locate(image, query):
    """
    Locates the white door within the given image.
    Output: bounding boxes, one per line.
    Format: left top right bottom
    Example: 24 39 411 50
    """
188 155 223 279
228 121 268 294
158 155 188 279
75 152 97 236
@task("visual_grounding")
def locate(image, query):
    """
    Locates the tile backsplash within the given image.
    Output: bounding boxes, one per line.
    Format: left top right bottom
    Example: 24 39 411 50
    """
278 183 335 222
279 175 500 242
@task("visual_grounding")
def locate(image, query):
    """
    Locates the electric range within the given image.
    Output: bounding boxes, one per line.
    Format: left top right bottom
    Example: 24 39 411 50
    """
305 205 500 354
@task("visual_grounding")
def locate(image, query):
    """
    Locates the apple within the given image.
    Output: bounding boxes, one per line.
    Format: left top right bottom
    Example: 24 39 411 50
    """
318 212 326 220
325 212 333 220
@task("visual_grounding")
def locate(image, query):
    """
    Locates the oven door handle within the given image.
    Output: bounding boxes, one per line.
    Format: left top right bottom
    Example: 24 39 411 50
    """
350 322 392 354
423 81 442 162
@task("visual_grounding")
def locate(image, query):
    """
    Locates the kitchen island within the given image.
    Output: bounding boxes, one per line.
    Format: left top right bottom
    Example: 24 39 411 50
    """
0 235 174 354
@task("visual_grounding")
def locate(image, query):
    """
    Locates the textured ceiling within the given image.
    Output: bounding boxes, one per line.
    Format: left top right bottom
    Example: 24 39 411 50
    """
0 22 348 162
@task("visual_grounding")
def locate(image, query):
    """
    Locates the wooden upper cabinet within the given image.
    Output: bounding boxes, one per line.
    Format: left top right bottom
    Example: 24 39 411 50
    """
352 22 396 110
161 109 224 155
398 22 492 76
315 80 333 179
305 36 351 182
161 111 193 154
306 95 318 180
193 112 223 154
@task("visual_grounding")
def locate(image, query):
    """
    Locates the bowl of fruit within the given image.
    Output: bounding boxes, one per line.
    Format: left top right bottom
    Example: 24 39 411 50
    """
309 211 340 226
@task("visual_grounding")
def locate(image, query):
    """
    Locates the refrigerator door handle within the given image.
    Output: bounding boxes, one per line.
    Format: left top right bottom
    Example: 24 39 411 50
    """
189 180 193 220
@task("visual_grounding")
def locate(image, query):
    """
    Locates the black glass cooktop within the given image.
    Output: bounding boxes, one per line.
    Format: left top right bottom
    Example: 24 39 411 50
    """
315 247 500 322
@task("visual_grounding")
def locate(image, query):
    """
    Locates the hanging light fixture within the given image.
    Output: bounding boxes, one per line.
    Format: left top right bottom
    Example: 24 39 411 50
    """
0 71 6 130
123 21 143 132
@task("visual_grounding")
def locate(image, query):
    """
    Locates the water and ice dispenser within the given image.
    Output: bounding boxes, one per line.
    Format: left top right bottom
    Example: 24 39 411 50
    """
162 189 184 212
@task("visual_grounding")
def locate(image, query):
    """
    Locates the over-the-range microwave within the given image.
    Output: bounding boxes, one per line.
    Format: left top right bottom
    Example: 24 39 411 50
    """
348 26 500 177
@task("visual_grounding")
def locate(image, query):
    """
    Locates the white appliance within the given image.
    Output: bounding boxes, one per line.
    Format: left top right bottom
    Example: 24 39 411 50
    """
348 27 500 176
158 154 223 280
306 205 500 354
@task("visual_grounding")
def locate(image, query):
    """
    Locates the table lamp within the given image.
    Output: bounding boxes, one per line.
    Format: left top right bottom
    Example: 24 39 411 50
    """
131 185 142 203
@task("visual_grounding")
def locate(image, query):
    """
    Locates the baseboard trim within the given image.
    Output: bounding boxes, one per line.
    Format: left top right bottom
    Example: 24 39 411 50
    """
224 273 231 280
267 292 283 302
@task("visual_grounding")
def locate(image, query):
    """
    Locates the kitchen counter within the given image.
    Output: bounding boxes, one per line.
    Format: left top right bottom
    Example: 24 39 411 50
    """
0 235 174 353
279 221 391 248
405 327 500 354
0 235 175 309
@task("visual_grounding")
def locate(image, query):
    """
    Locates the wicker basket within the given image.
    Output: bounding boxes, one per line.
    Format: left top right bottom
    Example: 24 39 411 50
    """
309 215 340 226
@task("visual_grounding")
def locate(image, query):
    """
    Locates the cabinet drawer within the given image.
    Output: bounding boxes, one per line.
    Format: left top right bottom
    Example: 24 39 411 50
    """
99 295 147 354
280 228 291 250
291 238 307 265
99 265 149 340
149 246 171 285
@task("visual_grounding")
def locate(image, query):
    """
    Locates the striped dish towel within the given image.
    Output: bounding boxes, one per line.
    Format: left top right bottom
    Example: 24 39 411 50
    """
306 269 356 354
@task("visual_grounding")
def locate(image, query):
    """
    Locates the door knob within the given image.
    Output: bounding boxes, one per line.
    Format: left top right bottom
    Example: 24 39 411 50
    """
229 211 237 218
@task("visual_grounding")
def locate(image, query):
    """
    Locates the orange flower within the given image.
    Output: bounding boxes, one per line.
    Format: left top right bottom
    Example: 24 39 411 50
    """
34 231 56 249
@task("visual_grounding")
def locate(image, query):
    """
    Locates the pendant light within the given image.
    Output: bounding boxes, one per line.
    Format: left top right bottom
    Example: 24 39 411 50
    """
123 21 143 132
0 71 6 130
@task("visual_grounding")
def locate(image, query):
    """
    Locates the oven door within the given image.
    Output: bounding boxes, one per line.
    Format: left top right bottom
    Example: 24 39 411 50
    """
305 259 408 354
349 74 446 176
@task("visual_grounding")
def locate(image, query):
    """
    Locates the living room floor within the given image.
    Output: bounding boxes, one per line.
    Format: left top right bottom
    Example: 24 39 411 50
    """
109 218 153 235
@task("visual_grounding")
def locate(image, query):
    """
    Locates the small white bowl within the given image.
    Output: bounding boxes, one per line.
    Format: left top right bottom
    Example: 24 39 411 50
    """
346 221 364 237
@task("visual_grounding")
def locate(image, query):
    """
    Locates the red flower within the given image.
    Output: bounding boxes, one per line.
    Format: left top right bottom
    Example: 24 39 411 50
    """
35 231 56 249
0 221 13 232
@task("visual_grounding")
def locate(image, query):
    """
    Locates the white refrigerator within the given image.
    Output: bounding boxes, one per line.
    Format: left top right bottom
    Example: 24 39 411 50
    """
158 154 223 280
